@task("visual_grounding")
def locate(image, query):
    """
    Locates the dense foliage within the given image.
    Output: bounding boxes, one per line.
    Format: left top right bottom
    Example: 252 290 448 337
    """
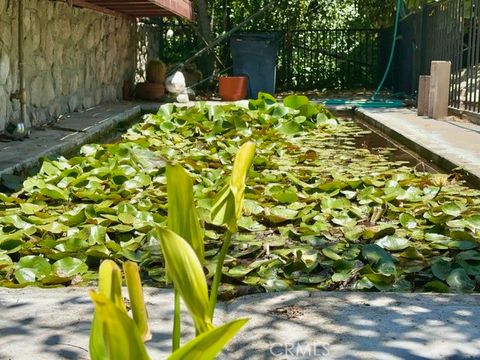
0 95 479 294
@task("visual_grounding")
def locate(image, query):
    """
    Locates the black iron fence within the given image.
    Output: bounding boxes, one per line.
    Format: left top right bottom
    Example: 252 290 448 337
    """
157 21 381 92
387 0 480 114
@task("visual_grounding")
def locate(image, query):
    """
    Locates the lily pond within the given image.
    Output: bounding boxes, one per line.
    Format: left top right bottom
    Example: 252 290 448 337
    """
1 94 480 294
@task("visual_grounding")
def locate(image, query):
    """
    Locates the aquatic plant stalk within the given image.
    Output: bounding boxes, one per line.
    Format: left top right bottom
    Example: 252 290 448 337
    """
209 230 233 318
172 288 181 351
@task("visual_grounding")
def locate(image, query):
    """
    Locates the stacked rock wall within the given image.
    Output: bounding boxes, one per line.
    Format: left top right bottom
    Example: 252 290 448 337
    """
0 0 148 130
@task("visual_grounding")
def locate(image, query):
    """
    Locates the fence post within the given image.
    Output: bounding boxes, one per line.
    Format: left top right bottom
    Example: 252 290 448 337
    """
428 61 451 119
417 75 430 116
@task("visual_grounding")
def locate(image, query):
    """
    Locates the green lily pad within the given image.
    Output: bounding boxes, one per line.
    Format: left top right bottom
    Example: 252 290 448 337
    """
375 235 410 251
15 256 51 284
446 268 475 291
52 257 88 277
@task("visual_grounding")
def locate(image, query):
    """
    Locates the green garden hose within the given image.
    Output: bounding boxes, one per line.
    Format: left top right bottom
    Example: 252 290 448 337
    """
323 0 404 109
371 0 403 100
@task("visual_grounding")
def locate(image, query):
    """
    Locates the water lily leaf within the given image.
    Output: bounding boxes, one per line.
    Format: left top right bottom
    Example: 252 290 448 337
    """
425 233 451 244
448 241 478 250
118 213 136 225
243 199 264 215
39 222 69 234
15 256 52 284
399 213 417 229
237 217 266 232
397 187 423 202
332 213 357 227
52 257 88 277
363 225 396 240
424 280 449 293
322 247 342 261
399 247 424 260
272 189 299 204
40 184 68 200
446 268 475 291
3 215 29 229
263 278 293 292
364 273 395 290
19 203 46 215
283 94 309 109
362 244 396 276
226 265 256 278
375 235 410 251
277 120 302 135
441 202 464 217
466 215 480 231
321 197 350 210
266 207 298 223
456 251 480 261
0 253 12 267
332 272 350 282
59 208 86 226
353 276 375 290
431 259 451 280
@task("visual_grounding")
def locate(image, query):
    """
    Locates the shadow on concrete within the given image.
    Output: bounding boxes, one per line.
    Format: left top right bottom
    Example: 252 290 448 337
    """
221 291 480 360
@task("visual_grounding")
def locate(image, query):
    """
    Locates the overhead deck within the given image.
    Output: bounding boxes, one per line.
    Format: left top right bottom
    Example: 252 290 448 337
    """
71 0 193 20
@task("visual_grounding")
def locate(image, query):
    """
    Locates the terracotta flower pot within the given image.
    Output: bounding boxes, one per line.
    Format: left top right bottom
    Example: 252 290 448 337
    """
135 82 165 101
219 76 248 101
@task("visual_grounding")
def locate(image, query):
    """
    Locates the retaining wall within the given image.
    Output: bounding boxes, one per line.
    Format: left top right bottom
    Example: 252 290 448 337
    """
0 0 160 131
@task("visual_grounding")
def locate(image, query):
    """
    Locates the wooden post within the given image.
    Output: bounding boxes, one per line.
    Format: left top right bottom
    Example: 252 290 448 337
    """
417 75 430 116
428 61 451 119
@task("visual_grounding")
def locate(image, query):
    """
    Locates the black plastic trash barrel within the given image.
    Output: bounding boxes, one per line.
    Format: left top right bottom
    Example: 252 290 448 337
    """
230 33 280 98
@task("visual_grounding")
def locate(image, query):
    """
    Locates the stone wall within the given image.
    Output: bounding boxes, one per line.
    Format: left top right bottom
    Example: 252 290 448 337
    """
0 0 144 131
136 22 162 84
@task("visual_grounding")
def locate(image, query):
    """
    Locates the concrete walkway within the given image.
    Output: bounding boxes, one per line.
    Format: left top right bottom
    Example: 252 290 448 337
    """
356 107 480 187
0 102 143 179
1 288 479 360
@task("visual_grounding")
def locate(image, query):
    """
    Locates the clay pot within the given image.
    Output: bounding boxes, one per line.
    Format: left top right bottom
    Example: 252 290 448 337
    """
135 82 165 101
219 76 248 101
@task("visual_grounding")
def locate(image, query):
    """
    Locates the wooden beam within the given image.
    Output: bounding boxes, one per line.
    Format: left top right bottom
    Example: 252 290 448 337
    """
71 0 130 18
71 0 193 20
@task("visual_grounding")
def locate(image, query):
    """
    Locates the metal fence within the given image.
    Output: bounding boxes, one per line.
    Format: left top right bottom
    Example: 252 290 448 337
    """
157 21 381 92
387 0 480 114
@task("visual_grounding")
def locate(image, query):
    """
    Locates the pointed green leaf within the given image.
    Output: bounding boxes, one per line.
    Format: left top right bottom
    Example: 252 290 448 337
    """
123 262 151 342
166 163 204 261
157 227 213 334
168 319 248 360
90 260 126 360
89 291 151 360
211 142 255 232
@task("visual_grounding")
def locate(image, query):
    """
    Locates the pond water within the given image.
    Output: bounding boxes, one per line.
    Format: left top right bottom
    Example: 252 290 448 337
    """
352 119 440 174
0 99 479 294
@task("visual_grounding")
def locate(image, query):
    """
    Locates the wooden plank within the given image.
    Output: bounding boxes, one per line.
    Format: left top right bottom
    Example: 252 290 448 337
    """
417 75 430 116
428 61 451 120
